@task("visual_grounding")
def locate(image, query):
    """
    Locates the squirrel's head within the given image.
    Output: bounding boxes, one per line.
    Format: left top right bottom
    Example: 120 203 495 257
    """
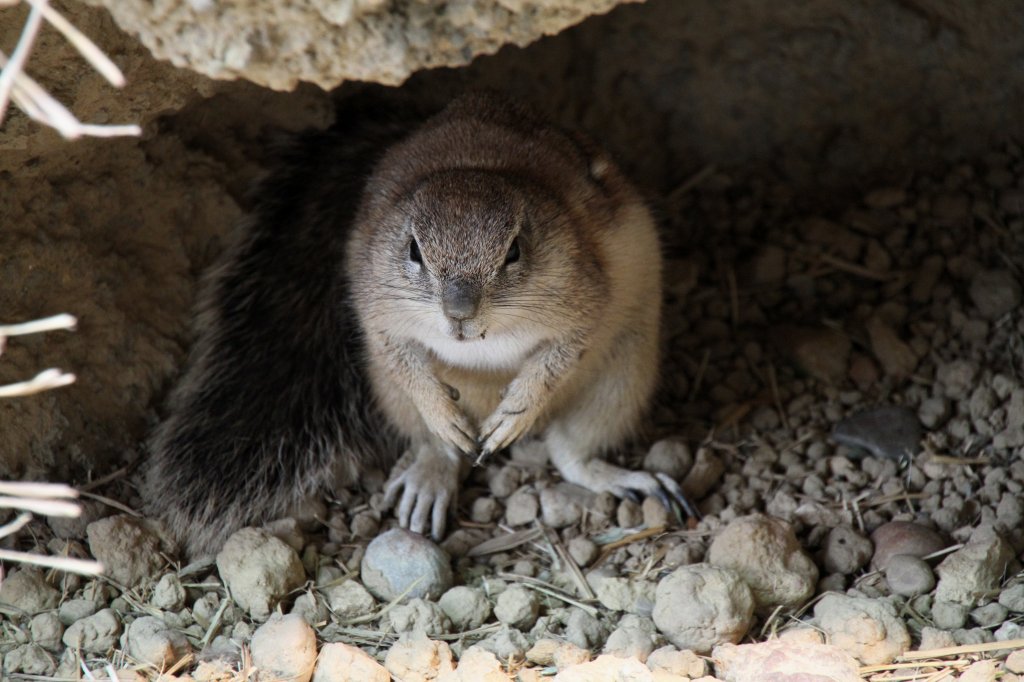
365 167 598 369
349 92 629 370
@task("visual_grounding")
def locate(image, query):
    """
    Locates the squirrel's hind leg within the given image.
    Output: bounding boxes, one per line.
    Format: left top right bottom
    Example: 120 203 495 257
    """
544 333 699 520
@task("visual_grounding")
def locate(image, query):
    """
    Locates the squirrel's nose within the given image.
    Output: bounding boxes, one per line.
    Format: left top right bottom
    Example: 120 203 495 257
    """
442 279 481 321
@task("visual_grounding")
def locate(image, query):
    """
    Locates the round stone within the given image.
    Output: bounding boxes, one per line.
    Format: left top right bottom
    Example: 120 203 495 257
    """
361 528 453 601
884 554 935 597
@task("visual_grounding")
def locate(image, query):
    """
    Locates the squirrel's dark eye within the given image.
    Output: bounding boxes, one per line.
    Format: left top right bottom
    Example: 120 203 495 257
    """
409 238 422 264
505 238 520 265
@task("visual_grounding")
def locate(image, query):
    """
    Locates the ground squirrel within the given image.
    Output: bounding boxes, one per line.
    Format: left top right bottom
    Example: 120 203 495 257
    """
146 92 691 557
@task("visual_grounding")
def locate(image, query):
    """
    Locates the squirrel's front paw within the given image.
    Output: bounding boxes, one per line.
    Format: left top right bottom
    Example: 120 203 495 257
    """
418 388 477 454
478 398 541 459
384 448 461 540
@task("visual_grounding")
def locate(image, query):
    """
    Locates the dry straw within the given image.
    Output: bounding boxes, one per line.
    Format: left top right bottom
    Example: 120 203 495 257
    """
0 313 103 577
0 0 140 138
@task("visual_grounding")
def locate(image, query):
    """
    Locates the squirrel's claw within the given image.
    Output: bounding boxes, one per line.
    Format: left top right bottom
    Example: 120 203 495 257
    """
478 392 543 458
653 472 701 521
477 411 531 460
606 471 700 523
424 404 477 455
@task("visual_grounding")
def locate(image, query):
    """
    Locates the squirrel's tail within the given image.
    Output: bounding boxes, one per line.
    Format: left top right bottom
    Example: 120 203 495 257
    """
145 89 425 557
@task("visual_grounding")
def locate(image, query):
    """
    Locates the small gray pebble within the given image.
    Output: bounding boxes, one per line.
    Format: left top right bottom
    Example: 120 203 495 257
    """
321 574 376 620
643 440 694 479
263 517 306 551
822 526 873 575
918 397 950 429
970 269 1021 319
970 602 1009 627
995 620 1023 642
602 614 659 661
885 554 935 597
932 601 969 630
124 615 192 667
388 598 450 635
58 599 99 626
290 592 328 626
952 627 993 646
470 497 501 524
565 607 607 649
833 405 922 465
504 489 539 526
438 586 491 630
474 625 530 660
350 511 379 539
919 626 956 650
161 610 192 630
567 537 598 567
29 612 64 652
540 486 583 528
494 586 540 630
999 584 1024 612
997 493 1024 528
664 542 702 568
192 594 221 629
592 493 618 520
150 574 186 611
489 467 520 498
617 499 643 528
818 573 847 593
936 360 979 400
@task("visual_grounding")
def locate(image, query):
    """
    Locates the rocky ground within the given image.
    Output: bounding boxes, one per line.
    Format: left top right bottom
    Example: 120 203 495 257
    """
2 142 1024 681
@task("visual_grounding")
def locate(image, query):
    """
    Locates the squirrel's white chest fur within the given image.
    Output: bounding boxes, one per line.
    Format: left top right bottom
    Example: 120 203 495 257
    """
422 329 541 372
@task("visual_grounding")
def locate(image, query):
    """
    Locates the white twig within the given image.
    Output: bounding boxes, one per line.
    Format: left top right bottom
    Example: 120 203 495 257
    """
0 548 103 575
0 511 32 540
0 0 43 125
0 495 81 517
0 314 100 583
24 0 126 87
0 368 76 397
0 48 80 135
77 123 143 137
0 1 141 139
0 313 77 337
0 481 78 498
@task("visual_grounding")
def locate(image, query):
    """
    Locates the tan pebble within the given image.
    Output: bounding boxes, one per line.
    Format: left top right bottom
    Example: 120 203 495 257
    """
642 496 671 528
525 638 559 666
865 316 918 379
1005 649 1024 674
864 187 906 209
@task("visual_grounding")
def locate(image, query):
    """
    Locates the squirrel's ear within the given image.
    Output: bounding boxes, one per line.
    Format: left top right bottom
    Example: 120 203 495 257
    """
588 155 612 183
566 130 616 188
569 134 621 197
